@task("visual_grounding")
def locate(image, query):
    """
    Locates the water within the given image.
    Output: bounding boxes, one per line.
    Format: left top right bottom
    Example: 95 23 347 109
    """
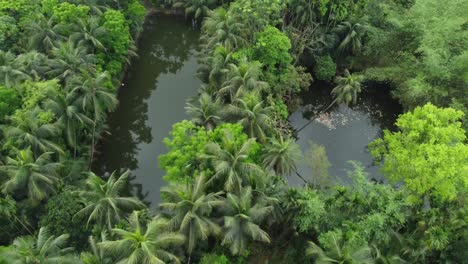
288 81 402 186
94 15 401 206
93 15 200 206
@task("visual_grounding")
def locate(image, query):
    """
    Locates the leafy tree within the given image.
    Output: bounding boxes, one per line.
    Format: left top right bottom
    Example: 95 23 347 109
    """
0 227 80 264
0 15 18 50
370 103 468 204
0 85 20 122
160 175 223 260
252 26 293 72
262 135 302 176
124 0 146 35
74 170 146 229
52 2 90 24
185 92 222 130
305 141 331 188
1 148 60 204
313 54 336 81
99 211 185 264
221 186 272 255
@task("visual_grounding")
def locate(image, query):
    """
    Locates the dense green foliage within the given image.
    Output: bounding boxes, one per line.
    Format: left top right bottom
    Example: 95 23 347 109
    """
0 0 467 263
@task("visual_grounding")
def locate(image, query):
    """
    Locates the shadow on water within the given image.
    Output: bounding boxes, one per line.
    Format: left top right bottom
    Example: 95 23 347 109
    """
289 80 402 186
93 14 200 208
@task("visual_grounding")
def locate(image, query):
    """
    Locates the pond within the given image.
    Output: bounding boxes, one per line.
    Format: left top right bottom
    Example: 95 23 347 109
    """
93 14 200 206
288 81 402 186
94 15 402 208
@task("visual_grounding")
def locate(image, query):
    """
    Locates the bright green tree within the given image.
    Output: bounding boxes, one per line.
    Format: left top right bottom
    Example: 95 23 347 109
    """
370 103 468 204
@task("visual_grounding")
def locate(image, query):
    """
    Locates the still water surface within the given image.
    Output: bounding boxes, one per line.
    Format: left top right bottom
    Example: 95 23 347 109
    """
94 15 401 207
93 15 200 206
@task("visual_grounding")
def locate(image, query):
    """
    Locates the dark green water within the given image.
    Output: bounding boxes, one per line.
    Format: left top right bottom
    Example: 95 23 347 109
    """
93 15 200 205
94 15 401 207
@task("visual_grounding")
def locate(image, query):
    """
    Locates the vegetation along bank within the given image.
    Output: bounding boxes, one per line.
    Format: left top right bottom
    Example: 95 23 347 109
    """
0 0 467 263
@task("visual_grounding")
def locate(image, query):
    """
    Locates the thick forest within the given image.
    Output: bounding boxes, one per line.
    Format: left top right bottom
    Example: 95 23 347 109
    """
0 0 467 263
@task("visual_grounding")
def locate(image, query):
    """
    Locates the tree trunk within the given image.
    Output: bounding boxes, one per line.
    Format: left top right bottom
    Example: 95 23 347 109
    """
295 171 308 186
296 97 338 133
89 122 96 170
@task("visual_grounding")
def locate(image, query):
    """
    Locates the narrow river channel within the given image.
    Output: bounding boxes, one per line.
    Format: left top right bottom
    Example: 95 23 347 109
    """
94 15 402 207
93 15 200 206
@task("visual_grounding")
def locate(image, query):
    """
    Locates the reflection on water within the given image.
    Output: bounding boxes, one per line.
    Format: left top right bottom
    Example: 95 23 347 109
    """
289 81 402 186
93 15 200 207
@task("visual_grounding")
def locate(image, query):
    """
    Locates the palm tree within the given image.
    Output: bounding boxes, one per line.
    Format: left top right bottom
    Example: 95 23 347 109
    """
287 0 317 28
4 107 63 155
0 227 80 264
297 69 363 133
26 14 66 53
45 93 94 158
203 133 262 192
68 72 117 165
71 17 107 53
333 20 366 56
99 211 185 264
0 148 60 203
74 170 145 230
221 186 272 255
160 176 223 261
185 92 222 130
0 50 30 88
226 97 273 142
262 135 302 176
197 45 233 87
81 233 114 264
217 61 268 102
174 0 217 23
331 69 363 105
306 234 373 264
14 51 50 80
202 8 247 50
47 41 96 82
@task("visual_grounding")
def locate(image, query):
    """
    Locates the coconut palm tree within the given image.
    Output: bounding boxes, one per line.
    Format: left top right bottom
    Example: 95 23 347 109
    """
331 69 363 105
68 71 117 165
297 69 363 133
203 133 262 192
14 51 50 80
221 186 272 255
174 0 217 23
197 45 233 87
99 211 185 264
81 233 114 264
71 17 107 53
217 61 268 102
0 50 30 88
333 20 366 56
287 0 318 28
306 234 374 264
0 227 80 264
262 135 302 176
74 170 145 230
45 93 94 158
47 41 96 82
226 96 273 142
160 175 223 261
185 92 222 130
0 148 60 203
26 14 66 53
3 107 63 155
202 8 247 50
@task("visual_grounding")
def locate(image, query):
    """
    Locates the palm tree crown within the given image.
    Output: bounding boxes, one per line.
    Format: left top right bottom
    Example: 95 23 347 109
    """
74 170 146 229
331 69 363 105
160 175 223 256
185 92 222 130
99 211 185 264
262 135 303 176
